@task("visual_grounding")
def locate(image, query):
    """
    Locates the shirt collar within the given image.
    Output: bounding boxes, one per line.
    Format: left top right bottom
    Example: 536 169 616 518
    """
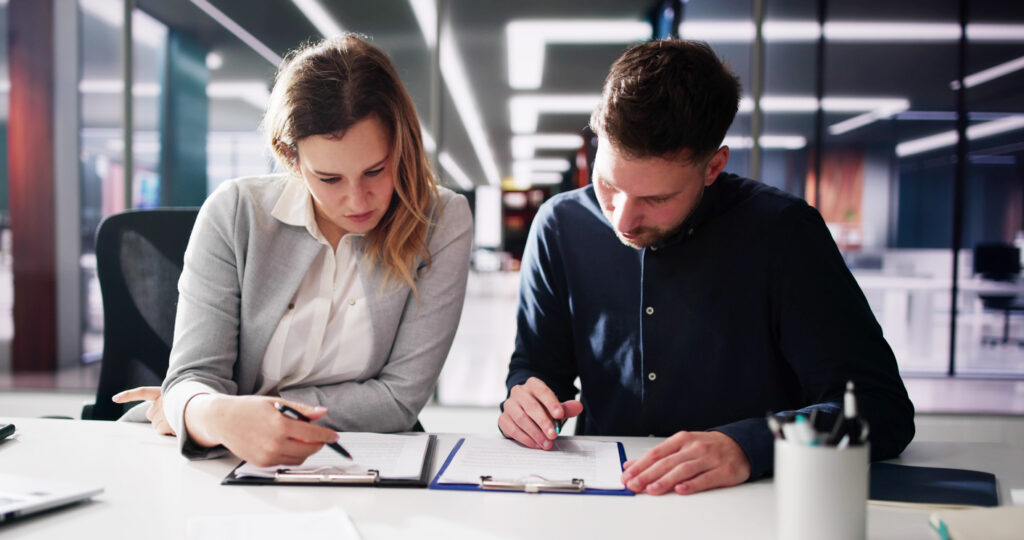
653 172 723 248
271 178 367 246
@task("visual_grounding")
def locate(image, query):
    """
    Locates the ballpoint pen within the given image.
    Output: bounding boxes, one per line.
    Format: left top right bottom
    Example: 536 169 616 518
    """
826 381 870 448
274 402 352 459
553 418 565 435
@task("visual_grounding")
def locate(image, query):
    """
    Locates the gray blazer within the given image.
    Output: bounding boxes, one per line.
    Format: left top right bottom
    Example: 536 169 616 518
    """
158 175 472 457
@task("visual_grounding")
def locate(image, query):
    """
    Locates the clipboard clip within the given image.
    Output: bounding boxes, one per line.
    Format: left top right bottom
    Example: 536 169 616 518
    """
479 475 585 493
274 467 380 484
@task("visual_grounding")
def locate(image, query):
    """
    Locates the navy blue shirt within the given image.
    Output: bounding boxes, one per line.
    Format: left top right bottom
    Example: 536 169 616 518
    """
507 173 915 480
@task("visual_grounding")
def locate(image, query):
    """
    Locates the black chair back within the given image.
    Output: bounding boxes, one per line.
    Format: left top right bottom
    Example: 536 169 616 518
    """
973 243 1021 282
82 208 199 420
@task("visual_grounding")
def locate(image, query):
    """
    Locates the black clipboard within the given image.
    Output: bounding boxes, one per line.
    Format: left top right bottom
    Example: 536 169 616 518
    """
222 434 436 488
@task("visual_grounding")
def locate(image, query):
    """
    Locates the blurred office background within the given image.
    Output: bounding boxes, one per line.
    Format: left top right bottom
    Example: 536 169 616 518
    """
0 0 1023 422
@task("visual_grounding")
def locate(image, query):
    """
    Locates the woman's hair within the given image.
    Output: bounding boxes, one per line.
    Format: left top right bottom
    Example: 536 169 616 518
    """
263 34 437 292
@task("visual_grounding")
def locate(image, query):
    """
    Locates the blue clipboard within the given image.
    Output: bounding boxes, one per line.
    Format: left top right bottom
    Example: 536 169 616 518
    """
429 438 634 496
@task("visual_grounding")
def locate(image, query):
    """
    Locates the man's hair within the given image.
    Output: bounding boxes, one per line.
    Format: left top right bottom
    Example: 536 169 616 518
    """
590 39 741 162
262 34 437 293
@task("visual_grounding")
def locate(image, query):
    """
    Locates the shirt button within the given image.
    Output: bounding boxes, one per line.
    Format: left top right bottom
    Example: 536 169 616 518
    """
287 303 295 310
348 299 356 306
688 228 695 236
645 306 654 315
648 372 657 381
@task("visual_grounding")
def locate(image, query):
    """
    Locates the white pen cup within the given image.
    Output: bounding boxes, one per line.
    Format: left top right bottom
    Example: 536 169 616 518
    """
774 439 869 540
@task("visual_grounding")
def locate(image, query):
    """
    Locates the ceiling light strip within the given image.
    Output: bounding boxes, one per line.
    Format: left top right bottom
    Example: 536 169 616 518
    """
680 20 1024 43
410 0 500 185
951 54 1024 90
190 0 282 66
511 134 584 159
438 151 474 190
506 20 652 89
291 0 345 38
896 115 1024 157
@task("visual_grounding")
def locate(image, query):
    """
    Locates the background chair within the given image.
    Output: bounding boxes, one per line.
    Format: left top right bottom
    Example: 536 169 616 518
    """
81 208 199 420
972 243 1024 347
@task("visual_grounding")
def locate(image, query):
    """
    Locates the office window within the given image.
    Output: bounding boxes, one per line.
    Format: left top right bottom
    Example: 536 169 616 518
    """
79 0 168 362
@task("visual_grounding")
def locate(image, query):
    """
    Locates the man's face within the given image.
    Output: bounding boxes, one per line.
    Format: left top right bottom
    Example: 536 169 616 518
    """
592 138 729 249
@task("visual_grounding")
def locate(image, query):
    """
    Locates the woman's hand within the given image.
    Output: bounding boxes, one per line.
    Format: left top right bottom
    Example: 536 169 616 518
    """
112 386 175 436
183 395 340 467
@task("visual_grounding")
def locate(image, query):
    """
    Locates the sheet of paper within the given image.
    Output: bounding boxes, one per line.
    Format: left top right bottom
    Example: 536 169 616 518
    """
187 507 361 540
436 436 625 490
235 432 429 480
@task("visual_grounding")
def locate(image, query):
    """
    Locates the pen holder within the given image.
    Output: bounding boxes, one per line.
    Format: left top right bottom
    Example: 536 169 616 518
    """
774 439 869 540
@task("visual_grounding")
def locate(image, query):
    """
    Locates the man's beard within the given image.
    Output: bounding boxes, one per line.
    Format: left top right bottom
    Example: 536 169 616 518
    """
613 225 675 249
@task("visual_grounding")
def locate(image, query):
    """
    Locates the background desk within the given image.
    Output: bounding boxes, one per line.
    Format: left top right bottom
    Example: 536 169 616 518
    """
1 417 1022 539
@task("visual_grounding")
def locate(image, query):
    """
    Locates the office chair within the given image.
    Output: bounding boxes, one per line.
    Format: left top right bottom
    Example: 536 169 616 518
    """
972 243 1024 347
82 208 199 420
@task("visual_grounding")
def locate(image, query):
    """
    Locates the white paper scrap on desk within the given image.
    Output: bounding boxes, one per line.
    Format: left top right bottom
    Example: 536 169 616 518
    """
234 432 429 480
436 436 625 490
187 507 361 540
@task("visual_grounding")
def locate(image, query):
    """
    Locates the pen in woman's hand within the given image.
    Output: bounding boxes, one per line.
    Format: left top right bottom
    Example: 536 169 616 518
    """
274 402 352 459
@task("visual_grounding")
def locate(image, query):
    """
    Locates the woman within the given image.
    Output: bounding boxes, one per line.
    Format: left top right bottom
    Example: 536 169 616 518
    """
114 34 472 467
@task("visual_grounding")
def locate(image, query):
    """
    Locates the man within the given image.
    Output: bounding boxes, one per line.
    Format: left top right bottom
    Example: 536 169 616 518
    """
499 39 915 496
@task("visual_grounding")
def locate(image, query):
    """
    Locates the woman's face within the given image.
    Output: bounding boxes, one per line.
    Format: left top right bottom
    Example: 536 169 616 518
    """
295 115 396 242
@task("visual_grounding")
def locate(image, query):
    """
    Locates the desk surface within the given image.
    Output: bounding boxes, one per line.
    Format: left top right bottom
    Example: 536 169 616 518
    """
1 417 1021 539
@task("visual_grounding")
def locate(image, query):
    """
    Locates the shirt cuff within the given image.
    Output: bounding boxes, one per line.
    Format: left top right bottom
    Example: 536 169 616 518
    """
163 380 227 460
710 416 775 481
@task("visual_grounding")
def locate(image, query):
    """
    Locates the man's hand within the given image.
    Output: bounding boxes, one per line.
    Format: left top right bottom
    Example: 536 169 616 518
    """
112 386 174 436
183 395 340 467
499 377 583 450
621 431 750 495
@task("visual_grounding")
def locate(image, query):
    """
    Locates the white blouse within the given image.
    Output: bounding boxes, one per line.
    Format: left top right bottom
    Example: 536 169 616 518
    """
257 180 374 394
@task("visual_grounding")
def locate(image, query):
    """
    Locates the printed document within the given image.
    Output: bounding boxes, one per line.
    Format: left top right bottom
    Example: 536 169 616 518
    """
235 432 429 480
435 436 625 490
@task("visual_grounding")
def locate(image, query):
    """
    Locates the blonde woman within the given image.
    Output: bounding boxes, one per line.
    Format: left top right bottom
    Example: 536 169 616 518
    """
114 35 472 466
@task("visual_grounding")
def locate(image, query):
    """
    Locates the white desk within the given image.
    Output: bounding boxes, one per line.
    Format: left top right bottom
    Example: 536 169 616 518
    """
1 417 1021 539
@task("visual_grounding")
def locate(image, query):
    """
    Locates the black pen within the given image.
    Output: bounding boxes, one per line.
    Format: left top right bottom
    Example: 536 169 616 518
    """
274 402 352 459
553 418 565 435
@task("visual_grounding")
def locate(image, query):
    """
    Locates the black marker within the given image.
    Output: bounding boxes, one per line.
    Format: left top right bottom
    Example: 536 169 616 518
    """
274 402 352 459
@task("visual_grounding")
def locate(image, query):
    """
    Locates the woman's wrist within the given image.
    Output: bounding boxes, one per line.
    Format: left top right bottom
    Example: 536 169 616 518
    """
182 393 222 448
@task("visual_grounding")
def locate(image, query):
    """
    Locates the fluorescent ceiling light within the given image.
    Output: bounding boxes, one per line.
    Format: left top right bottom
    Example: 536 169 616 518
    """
896 115 1024 157
80 0 167 48
512 134 584 159
506 19 651 89
516 158 571 172
723 135 807 150
951 54 1024 90
207 81 270 109
190 0 282 66
512 159 571 189
291 0 345 38
423 124 477 190
439 152 474 190
439 31 501 185
79 80 161 96
678 20 1024 43
408 0 437 47
965 24 1024 41
680 21 755 41
763 21 821 41
829 100 910 135
409 2 500 185
824 22 960 41
509 94 600 134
